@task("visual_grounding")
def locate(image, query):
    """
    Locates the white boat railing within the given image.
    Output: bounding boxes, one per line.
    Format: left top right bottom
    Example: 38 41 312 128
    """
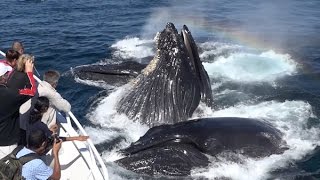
1 50 109 180
66 112 109 180
0 50 5 57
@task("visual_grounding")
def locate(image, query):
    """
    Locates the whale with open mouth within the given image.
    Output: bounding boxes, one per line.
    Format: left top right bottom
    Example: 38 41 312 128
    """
72 23 287 177
116 23 213 127
72 22 213 127
112 23 287 177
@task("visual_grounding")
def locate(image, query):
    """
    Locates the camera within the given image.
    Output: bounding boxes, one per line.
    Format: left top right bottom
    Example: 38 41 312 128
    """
53 134 61 143
47 134 60 145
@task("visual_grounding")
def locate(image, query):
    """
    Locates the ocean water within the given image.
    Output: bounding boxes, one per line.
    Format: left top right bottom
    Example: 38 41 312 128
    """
1 0 320 179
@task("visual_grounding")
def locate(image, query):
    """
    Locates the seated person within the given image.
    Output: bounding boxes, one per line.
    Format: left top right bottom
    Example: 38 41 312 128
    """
16 129 62 180
26 97 88 145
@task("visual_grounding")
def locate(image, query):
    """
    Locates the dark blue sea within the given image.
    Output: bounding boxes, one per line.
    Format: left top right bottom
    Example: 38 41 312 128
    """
1 0 320 179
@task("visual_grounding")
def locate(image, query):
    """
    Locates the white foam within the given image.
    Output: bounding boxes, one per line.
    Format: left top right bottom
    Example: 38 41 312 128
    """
86 84 149 154
199 41 244 60
85 37 316 179
74 76 115 89
89 85 319 179
84 126 118 144
191 100 318 180
111 37 154 60
203 50 298 82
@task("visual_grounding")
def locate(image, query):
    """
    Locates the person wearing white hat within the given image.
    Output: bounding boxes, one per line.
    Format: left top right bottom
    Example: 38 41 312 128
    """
0 59 36 159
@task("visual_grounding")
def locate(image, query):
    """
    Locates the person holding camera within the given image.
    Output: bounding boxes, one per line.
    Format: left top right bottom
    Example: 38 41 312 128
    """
16 129 62 180
6 54 38 146
6 54 35 91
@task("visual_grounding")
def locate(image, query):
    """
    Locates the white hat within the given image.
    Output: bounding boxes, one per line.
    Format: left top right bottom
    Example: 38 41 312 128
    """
0 63 12 77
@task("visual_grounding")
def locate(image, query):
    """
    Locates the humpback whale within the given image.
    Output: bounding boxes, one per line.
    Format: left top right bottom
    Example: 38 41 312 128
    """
116 117 287 176
72 23 287 177
73 23 212 127
116 23 213 127
73 23 213 127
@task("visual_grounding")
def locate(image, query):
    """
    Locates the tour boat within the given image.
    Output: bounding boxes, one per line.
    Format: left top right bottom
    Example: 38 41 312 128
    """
1 50 109 180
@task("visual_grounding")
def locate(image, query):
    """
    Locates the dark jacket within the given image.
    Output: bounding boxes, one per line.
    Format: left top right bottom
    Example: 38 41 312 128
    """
0 86 29 145
0 72 36 146
6 70 31 90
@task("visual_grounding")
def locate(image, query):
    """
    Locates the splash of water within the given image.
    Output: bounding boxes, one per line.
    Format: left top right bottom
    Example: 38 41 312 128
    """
111 37 154 60
86 34 316 180
204 50 298 82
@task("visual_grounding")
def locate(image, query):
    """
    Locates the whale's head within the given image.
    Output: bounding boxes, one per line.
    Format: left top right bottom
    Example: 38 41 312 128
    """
117 22 213 127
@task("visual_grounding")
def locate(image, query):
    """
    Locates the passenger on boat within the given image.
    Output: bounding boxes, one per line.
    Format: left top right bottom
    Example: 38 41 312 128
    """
16 129 62 180
0 60 36 159
7 54 34 90
39 70 71 127
26 97 88 147
0 49 20 76
6 54 37 146
12 41 24 55
19 69 71 146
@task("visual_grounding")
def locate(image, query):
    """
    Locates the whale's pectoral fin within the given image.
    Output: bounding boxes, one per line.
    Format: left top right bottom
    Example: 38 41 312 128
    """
72 61 146 86
116 143 209 176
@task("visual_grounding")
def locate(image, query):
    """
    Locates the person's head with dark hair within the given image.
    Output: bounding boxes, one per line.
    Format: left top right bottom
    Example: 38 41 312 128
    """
43 70 60 88
5 49 20 67
12 41 24 55
29 97 50 124
27 129 48 155
0 63 12 84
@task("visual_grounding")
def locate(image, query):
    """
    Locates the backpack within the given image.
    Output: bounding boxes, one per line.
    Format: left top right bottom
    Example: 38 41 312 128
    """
0 146 39 180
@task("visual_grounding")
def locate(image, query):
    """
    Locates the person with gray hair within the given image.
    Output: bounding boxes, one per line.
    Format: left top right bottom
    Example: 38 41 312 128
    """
38 70 71 128
43 70 60 89
19 70 71 145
